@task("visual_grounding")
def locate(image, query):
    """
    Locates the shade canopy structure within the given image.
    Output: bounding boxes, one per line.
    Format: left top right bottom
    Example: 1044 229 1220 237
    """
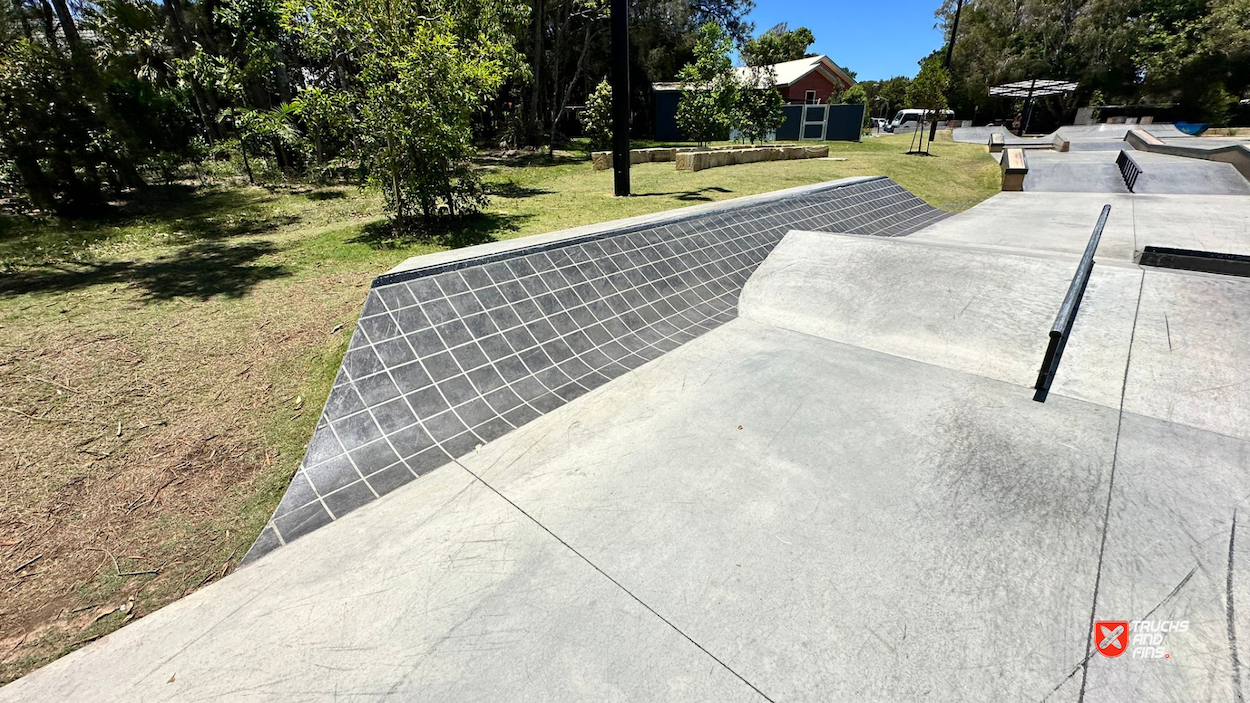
989 79 1078 98
989 79 1079 134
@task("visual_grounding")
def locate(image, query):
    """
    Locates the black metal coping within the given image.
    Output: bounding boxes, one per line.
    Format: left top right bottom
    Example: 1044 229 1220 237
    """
243 177 950 563
1139 246 1250 278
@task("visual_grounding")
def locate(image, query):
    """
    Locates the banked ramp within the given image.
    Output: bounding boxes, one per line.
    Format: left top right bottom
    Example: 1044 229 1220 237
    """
245 176 950 561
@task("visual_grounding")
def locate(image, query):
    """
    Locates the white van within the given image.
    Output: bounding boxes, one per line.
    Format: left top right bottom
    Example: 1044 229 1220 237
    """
886 108 955 133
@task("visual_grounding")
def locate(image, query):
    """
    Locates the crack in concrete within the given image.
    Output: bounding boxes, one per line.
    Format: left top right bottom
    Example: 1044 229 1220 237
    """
1076 267 1146 702
1228 510 1245 703
450 456 777 703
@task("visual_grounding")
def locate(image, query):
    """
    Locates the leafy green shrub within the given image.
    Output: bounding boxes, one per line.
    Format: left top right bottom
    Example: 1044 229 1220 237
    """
841 84 870 129
0 41 125 212
732 67 784 144
579 79 613 151
676 23 738 146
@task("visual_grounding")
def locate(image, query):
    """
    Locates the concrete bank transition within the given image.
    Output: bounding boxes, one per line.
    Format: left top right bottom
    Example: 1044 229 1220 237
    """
244 176 950 562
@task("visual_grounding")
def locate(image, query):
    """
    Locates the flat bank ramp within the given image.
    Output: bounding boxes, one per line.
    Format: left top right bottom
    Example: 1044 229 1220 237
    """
1023 151 1128 192
1131 151 1250 195
739 231 1142 409
244 177 949 561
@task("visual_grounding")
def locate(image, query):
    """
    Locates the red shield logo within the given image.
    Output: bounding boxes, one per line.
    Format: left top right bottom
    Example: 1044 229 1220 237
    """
1095 621 1129 657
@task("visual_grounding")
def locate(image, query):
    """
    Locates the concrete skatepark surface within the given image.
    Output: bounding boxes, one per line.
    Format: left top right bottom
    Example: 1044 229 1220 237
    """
1020 149 1250 195
953 123 1189 146
2 176 1248 701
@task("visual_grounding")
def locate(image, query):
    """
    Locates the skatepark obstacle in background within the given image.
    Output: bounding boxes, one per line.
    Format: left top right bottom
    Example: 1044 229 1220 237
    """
1000 148 1027 191
1116 150 1143 191
1125 128 1250 182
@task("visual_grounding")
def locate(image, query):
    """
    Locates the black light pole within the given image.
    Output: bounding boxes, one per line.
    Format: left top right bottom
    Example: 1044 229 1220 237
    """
1021 78 1037 135
610 0 630 196
943 0 964 68
928 0 964 144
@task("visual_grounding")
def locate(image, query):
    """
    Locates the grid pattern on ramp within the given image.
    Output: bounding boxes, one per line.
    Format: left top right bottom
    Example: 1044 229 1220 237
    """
246 177 948 560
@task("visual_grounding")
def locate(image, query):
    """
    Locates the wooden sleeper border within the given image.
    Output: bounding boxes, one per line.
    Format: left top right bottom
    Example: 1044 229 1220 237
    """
591 144 824 172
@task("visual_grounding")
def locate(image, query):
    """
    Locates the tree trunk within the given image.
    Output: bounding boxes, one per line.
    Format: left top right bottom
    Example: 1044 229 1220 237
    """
13 150 55 210
549 23 596 156
38 0 57 48
161 0 221 140
526 0 545 146
387 135 403 219
18 4 33 40
49 0 85 64
274 46 293 105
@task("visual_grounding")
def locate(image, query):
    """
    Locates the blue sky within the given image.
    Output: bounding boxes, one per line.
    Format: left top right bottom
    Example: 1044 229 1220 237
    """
742 0 947 81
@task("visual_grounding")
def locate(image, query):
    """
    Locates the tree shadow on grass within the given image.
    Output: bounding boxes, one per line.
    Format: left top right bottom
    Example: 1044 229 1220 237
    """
476 151 587 168
123 185 301 242
350 212 535 251
0 240 290 301
634 186 732 202
0 184 300 264
486 181 553 199
304 190 347 201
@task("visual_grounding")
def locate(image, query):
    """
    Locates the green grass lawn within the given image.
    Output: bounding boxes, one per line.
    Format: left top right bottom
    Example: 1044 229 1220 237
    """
0 131 997 682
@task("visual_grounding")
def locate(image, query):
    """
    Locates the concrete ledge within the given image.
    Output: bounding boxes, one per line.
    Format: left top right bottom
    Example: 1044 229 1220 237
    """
1000 148 1027 191
1052 134 1070 152
1125 130 1250 182
1125 128 1164 151
988 133 1005 153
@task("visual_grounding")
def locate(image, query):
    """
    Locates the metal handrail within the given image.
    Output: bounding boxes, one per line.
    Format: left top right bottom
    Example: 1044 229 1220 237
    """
1034 204 1112 402
1116 150 1142 192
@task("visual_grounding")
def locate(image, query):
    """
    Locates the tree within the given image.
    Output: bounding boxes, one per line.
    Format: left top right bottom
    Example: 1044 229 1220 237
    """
0 41 111 210
741 24 815 65
732 66 784 143
291 87 353 172
292 0 525 221
508 0 756 148
877 76 912 117
934 0 1250 125
905 57 949 154
1134 0 1249 123
675 22 738 146
841 83 871 130
579 78 612 150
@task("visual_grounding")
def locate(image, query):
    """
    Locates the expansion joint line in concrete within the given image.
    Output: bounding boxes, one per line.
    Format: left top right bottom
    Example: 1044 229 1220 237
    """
1077 268 1146 702
449 457 778 703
